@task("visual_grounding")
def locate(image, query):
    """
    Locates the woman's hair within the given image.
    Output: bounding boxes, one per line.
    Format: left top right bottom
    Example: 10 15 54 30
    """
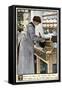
33 16 41 23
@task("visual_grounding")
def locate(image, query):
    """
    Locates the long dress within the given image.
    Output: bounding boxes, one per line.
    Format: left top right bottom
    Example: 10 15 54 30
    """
17 23 35 75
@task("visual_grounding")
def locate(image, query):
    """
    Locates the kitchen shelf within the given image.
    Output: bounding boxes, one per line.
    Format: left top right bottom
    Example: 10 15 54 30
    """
43 27 57 29
42 13 57 17
42 22 57 24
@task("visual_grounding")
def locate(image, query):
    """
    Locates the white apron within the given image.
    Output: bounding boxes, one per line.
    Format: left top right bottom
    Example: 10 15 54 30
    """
17 31 34 75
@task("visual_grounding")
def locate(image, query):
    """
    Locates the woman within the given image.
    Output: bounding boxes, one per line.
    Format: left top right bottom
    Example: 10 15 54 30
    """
17 16 41 77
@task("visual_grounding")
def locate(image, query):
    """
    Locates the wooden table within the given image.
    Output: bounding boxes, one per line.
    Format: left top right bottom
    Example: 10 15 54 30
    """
34 45 54 74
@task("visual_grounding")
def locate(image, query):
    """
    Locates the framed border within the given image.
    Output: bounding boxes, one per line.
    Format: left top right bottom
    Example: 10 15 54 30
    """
8 5 61 85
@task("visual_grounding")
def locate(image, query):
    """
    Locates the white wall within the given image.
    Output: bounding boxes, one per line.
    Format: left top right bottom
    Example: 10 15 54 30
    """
0 0 62 90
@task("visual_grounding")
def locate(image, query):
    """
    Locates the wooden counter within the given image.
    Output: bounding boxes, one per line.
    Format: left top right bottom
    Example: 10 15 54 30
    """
34 45 56 74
